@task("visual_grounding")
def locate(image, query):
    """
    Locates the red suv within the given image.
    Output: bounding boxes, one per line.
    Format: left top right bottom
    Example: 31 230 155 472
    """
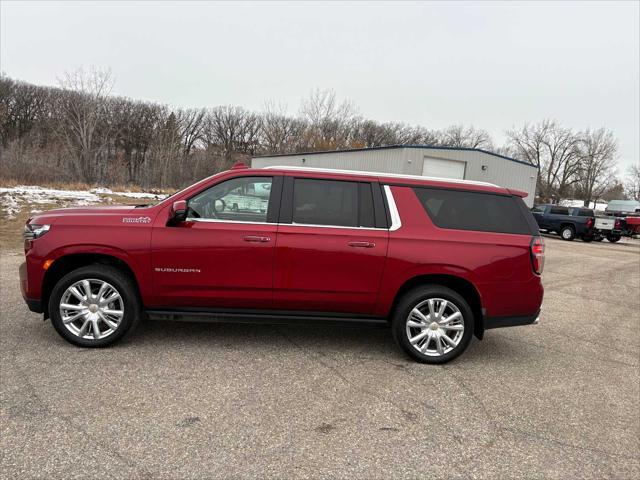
20 164 544 363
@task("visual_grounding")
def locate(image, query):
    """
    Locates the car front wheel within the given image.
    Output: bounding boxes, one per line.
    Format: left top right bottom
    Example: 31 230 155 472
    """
49 265 141 347
392 285 474 364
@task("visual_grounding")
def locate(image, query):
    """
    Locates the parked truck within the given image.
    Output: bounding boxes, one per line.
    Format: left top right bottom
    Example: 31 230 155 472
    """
531 204 594 241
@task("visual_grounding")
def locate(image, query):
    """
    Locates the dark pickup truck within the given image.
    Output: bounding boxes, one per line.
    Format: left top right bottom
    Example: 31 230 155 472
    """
531 204 594 241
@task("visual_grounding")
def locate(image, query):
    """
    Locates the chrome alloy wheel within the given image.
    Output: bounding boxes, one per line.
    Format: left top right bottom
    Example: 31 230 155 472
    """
59 279 124 340
405 298 465 357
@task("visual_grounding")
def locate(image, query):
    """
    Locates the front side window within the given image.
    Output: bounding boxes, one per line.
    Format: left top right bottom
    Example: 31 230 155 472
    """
188 176 273 222
413 187 532 235
293 179 359 227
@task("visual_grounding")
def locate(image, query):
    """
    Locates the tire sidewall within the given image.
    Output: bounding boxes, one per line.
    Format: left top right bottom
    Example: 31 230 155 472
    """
48 266 139 347
392 286 474 364
561 226 575 241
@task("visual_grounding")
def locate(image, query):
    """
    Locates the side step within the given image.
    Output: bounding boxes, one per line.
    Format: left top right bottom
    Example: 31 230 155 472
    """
146 308 389 328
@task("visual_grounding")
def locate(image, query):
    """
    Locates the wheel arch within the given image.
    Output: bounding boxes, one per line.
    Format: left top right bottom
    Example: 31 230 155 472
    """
42 252 141 319
389 273 485 339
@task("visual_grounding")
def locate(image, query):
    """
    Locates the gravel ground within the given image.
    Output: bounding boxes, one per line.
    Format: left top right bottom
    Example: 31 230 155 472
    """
1 236 639 479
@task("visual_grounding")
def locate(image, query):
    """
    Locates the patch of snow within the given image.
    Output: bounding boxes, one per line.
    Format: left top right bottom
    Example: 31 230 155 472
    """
1 193 21 218
90 187 113 194
0 185 102 203
111 191 165 199
560 199 607 211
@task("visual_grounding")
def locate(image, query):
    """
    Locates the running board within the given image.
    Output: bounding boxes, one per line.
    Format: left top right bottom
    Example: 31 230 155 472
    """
146 308 389 328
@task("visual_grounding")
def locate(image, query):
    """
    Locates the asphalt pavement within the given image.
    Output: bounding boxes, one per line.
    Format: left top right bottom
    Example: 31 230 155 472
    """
1 236 639 479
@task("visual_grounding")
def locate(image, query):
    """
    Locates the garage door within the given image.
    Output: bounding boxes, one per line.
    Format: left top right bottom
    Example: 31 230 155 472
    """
422 157 466 180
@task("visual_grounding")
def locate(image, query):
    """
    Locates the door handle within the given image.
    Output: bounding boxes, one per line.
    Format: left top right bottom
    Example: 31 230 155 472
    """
243 235 271 243
348 241 376 248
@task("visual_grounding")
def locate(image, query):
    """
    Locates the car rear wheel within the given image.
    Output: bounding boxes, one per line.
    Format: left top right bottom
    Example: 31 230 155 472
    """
49 265 141 347
560 226 575 241
607 234 621 243
392 285 474 364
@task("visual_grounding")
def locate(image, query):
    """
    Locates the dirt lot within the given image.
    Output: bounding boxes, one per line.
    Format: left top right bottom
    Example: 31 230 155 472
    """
1 236 638 479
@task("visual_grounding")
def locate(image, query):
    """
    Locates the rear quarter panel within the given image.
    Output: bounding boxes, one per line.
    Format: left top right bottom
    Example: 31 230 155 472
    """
376 186 543 318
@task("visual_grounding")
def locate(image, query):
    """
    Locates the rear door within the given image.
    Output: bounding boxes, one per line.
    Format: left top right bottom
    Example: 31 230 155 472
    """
273 176 389 315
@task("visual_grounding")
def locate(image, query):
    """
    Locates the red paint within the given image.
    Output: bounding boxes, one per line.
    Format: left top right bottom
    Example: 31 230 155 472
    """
20 167 543 324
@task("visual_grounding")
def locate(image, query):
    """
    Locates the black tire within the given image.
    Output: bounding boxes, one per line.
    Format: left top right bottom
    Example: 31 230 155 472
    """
560 225 575 241
607 234 621 243
391 285 474 364
582 235 593 243
48 265 142 347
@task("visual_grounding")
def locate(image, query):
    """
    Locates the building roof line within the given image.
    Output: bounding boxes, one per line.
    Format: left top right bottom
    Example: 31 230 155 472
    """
254 144 539 169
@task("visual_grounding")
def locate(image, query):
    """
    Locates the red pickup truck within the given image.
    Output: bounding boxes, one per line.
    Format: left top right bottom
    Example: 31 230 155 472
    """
20 164 544 363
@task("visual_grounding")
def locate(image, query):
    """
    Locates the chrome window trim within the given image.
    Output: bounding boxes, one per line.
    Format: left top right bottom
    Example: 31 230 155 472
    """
185 186 402 231
289 222 385 231
185 218 385 230
384 185 402 231
186 218 276 226
263 165 497 187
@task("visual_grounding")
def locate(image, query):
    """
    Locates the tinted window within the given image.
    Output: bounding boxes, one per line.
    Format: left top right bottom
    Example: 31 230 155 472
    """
189 176 272 222
413 187 532 235
293 179 358 227
570 208 594 217
550 206 569 215
531 206 545 213
358 183 375 228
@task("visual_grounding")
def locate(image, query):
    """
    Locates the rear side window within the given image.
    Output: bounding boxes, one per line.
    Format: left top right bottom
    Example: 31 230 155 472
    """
293 178 358 227
550 206 569 215
413 187 532 235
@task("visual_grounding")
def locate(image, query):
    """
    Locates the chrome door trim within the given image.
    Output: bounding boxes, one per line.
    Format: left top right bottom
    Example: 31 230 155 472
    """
383 185 402 231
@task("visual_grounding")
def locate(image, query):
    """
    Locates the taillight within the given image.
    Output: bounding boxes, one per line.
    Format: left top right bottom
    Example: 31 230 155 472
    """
615 218 621 229
586 218 593 228
530 236 545 275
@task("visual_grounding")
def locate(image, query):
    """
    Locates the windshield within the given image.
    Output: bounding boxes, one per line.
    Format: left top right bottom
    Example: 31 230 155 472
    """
138 171 227 207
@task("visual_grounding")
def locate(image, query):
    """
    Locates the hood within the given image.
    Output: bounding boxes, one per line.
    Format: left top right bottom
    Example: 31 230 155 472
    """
28 205 155 226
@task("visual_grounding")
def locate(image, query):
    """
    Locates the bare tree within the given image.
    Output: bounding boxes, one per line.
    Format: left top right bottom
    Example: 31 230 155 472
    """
625 164 640 201
56 67 114 182
299 88 359 150
176 108 206 157
541 122 581 198
506 120 552 169
204 106 261 164
261 101 306 153
575 128 618 207
506 120 584 201
440 124 494 150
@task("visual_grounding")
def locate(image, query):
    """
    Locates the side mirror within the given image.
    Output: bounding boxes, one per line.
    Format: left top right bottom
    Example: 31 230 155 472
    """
170 200 188 223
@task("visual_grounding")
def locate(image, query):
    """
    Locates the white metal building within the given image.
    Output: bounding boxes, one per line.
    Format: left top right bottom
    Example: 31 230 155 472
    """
252 145 539 206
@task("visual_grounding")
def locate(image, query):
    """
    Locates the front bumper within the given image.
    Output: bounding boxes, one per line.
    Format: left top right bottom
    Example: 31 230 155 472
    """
484 310 540 330
19 261 43 313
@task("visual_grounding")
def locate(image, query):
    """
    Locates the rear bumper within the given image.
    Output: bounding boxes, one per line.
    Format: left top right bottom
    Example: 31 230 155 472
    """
484 310 540 330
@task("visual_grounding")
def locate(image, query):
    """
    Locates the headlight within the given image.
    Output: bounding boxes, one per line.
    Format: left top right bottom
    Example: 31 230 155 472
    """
23 224 51 240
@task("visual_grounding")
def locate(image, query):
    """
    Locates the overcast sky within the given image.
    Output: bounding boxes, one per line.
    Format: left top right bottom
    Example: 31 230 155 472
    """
1 1 638 172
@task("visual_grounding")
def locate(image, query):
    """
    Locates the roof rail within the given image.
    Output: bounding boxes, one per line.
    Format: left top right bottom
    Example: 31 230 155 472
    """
262 165 498 187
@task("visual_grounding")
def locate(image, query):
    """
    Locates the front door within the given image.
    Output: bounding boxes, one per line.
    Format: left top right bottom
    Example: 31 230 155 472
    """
273 177 388 314
151 175 281 309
